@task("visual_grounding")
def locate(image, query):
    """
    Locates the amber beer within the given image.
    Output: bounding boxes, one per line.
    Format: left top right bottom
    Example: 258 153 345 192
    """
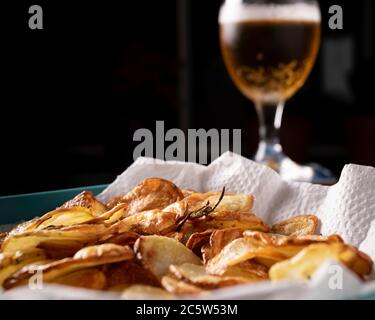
220 8 321 103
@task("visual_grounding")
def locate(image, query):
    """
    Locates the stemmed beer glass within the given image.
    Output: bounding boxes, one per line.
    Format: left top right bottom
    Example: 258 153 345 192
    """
219 0 335 183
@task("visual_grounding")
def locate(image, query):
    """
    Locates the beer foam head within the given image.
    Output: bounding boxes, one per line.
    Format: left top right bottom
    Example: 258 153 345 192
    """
219 2 321 23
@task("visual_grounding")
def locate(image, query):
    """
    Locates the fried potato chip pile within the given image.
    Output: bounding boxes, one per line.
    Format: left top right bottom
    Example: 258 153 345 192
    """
0 178 372 298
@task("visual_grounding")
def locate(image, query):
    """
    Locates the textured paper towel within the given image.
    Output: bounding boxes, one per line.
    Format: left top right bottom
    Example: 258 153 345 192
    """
1 152 375 300
99 152 375 253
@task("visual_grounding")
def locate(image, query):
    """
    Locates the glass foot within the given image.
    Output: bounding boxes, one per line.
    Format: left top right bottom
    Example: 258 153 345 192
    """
255 142 337 185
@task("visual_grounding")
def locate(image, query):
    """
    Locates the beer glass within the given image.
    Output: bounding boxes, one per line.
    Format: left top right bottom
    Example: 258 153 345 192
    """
219 0 335 183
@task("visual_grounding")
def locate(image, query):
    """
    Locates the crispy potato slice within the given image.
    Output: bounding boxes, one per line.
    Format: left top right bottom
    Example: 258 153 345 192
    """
23 207 96 232
271 215 319 236
54 268 107 290
224 261 269 280
206 237 260 275
106 178 184 214
109 192 261 237
206 232 343 275
0 249 47 286
35 240 85 260
161 275 207 295
179 213 269 246
186 230 214 256
101 231 140 247
60 191 107 216
109 210 180 236
163 193 254 218
169 263 259 289
1 223 109 253
210 193 254 213
3 244 134 289
103 261 160 288
202 228 246 263
134 236 201 280
269 243 373 281
242 231 343 247
193 212 269 233
121 285 175 300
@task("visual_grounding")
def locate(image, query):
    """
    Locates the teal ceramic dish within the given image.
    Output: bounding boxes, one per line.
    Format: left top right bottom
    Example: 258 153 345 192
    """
0 185 107 225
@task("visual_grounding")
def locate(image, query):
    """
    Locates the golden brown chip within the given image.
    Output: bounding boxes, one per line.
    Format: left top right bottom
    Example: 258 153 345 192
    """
223 260 269 280
60 191 107 216
1 223 109 253
54 268 107 290
103 261 160 289
161 275 207 295
169 263 258 289
22 207 96 233
271 215 319 236
134 236 201 280
185 212 269 237
269 243 373 281
164 193 254 218
121 284 175 300
204 211 269 231
206 232 343 275
101 231 140 247
37 240 86 259
3 244 134 289
106 178 184 214
185 230 215 256
0 249 47 287
202 228 246 263
243 231 343 247
109 209 180 236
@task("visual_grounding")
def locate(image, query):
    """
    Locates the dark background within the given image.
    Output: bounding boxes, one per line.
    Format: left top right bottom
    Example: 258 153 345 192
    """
1 0 374 196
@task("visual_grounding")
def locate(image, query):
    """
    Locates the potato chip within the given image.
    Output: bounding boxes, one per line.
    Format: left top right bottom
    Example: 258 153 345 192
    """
54 268 107 290
103 261 160 288
271 215 319 236
110 210 180 236
161 275 207 295
106 178 184 214
269 243 373 281
1 223 109 253
23 207 96 232
134 236 201 279
101 231 140 247
223 260 269 280
169 263 259 289
0 249 47 287
193 211 269 233
3 244 134 289
121 284 174 300
60 191 107 216
185 230 214 256
202 228 246 263
206 232 343 275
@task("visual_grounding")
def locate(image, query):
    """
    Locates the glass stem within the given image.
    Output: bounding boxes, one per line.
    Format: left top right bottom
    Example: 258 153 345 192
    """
254 101 285 163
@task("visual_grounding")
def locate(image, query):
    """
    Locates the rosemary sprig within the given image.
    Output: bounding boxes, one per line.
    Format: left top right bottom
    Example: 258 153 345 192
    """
176 186 226 231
